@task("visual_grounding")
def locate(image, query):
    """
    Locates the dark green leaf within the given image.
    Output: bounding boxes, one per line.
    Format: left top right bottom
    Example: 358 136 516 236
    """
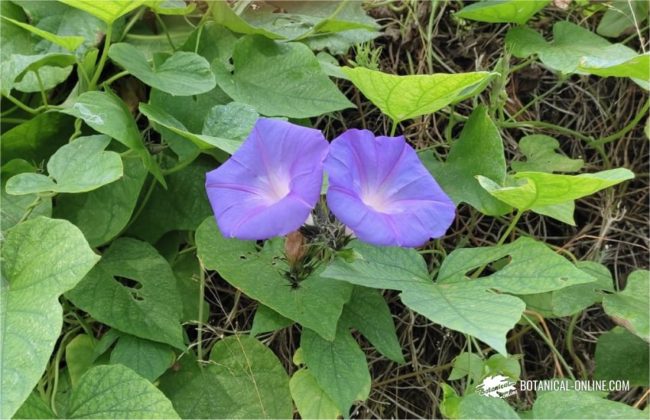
595 327 649 387
251 304 294 336
110 334 174 382
602 270 649 341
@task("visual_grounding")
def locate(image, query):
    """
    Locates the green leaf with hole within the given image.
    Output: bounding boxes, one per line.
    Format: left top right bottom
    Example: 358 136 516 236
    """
595 327 649 386
512 134 584 173
422 106 511 216
340 286 404 363
342 66 495 123
108 43 215 96
478 168 634 212
6 135 123 195
301 326 371 415
196 217 353 341
532 391 646 419
110 334 174 382
1 217 99 419
59 0 145 24
290 369 341 420
0 16 84 51
66 364 179 418
455 0 549 25
602 270 649 341
213 35 353 118
139 103 242 154
61 91 165 185
66 238 185 350
54 155 147 247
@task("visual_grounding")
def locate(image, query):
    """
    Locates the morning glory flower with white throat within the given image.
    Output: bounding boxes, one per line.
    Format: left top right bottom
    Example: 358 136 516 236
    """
324 129 455 247
205 118 328 240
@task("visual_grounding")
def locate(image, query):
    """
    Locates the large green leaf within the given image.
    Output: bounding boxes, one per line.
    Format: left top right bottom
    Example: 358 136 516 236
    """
532 391 646 419
196 217 353 341
340 286 404 363
480 168 634 206
213 35 353 118
602 270 649 341
436 237 595 294
455 0 549 25
1 217 99 419
322 240 431 290
290 369 341 419
128 158 213 243
301 326 371 415
506 21 648 83
60 91 165 185
208 336 293 419
139 103 241 154
325 237 593 354
6 135 123 195
110 334 174 382
511 134 584 173
595 327 649 387
59 0 145 24
422 106 510 216
54 156 147 247
108 43 215 96
66 238 185 349
341 66 494 123
160 337 292 419
66 365 179 418
0 16 84 51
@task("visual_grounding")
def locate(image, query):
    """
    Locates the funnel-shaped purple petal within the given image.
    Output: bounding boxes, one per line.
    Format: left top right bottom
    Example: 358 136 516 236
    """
325 129 455 247
206 118 328 240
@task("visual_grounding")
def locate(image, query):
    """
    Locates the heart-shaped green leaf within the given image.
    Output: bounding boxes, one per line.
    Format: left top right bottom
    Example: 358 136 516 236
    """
66 238 186 350
196 217 353 340
455 0 549 25
1 217 99 419
108 43 216 96
6 135 123 195
342 66 495 123
290 369 341 420
511 135 584 173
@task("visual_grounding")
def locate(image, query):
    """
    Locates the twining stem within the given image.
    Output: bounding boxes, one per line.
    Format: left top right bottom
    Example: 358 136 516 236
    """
592 98 650 146
523 312 575 380
197 258 206 362
565 313 587 379
89 24 113 90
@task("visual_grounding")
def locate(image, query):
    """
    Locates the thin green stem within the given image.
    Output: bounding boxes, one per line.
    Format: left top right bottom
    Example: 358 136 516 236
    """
592 98 650 146
102 70 129 86
522 313 576 380
197 259 206 361
566 313 587 379
497 209 523 247
89 24 113 90
35 70 49 107
390 119 399 136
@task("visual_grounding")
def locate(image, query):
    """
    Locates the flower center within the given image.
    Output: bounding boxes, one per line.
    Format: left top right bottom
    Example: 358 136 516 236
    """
264 175 291 204
361 191 391 212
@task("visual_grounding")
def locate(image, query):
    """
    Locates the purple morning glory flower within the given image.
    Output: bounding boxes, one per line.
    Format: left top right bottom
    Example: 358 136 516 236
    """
205 118 328 240
324 129 456 247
